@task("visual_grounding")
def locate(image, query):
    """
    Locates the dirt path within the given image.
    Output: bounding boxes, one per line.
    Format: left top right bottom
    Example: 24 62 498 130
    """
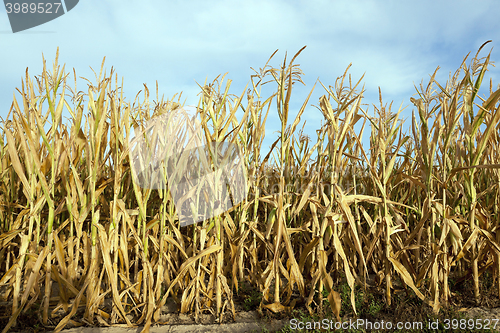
59 311 288 333
55 307 500 333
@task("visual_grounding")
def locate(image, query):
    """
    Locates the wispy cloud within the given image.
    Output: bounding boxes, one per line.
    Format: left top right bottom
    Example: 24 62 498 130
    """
1 0 499 153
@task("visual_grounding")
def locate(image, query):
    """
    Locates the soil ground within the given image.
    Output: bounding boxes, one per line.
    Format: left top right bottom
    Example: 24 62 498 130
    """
2 273 500 333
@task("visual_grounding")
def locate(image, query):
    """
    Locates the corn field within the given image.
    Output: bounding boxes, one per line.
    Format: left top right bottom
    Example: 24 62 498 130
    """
1 43 500 332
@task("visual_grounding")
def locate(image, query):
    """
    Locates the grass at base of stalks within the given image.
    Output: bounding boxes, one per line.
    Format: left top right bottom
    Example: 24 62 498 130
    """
263 272 500 333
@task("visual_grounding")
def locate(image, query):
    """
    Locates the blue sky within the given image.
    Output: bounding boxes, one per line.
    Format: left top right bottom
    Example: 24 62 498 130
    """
1 0 499 159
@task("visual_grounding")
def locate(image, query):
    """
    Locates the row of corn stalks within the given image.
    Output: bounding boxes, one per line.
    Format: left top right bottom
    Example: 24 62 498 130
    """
1 43 500 332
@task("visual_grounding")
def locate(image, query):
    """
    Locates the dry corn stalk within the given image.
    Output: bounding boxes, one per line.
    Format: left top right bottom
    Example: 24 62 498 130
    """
0 42 500 332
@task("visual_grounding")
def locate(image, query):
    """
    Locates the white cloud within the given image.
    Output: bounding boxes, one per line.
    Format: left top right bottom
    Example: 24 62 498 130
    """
1 0 499 154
